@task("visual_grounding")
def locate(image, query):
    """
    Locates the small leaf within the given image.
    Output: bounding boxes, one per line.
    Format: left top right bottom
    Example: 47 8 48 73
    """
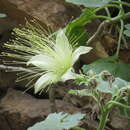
27 112 85 130
0 13 7 18
124 30 130 37
124 24 130 30
96 77 129 95
124 24 130 37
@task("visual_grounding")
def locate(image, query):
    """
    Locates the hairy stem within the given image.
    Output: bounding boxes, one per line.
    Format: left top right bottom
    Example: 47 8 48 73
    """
98 89 122 130
116 20 124 56
116 0 124 56
87 20 110 45
49 86 57 113
97 109 110 130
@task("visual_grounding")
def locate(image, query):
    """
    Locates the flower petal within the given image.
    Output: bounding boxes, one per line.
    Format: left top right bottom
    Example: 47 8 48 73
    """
61 68 79 82
56 30 70 48
34 73 57 94
27 54 54 70
73 46 92 63
55 30 72 57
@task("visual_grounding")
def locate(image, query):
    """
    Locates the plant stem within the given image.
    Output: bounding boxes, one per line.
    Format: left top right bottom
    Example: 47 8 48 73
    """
98 109 110 130
49 86 57 113
116 0 124 56
108 101 130 109
96 15 111 20
98 90 122 130
116 25 128 48
105 7 111 18
87 20 110 45
112 1 130 8
116 20 124 56
94 4 121 12
87 12 130 45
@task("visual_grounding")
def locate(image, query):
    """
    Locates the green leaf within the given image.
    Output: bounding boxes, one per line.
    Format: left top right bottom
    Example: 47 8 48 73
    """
0 13 7 18
82 56 130 81
65 0 112 7
124 24 130 37
65 8 96 46
124 24 130 30
27 112 85 130
97 77 129 95
124 30 130 37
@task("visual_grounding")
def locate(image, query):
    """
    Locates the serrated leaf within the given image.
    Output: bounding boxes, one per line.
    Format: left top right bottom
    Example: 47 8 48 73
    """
124 24 130 37
124 24 130 30
124 30 130 37
82 56 130 81
97 77 129 95
66 0 112 7
28 112 85 130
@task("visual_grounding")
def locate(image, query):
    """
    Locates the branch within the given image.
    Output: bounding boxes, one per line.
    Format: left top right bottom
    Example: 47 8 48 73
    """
87 20 110 45
87 12 130 45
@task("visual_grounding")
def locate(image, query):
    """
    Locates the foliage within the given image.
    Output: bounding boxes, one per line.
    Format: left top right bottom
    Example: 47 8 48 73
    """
65 8 96 46
69 71 130 130
65 0 130 129
124 24 130 37
27 112 85 130
66 0 112 7
82 56 130 81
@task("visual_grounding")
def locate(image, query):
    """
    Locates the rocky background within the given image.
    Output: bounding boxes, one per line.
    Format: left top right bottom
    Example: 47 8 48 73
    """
0 0 130 130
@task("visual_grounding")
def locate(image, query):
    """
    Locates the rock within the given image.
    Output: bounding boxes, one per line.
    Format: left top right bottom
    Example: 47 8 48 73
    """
0 0 33 34
0 70 17 90
80 41 109 64
0 88 80 130
110 108 130 130
1 0 81 31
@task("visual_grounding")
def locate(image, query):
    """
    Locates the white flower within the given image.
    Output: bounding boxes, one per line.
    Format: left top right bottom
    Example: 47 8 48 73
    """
27 30 92 93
